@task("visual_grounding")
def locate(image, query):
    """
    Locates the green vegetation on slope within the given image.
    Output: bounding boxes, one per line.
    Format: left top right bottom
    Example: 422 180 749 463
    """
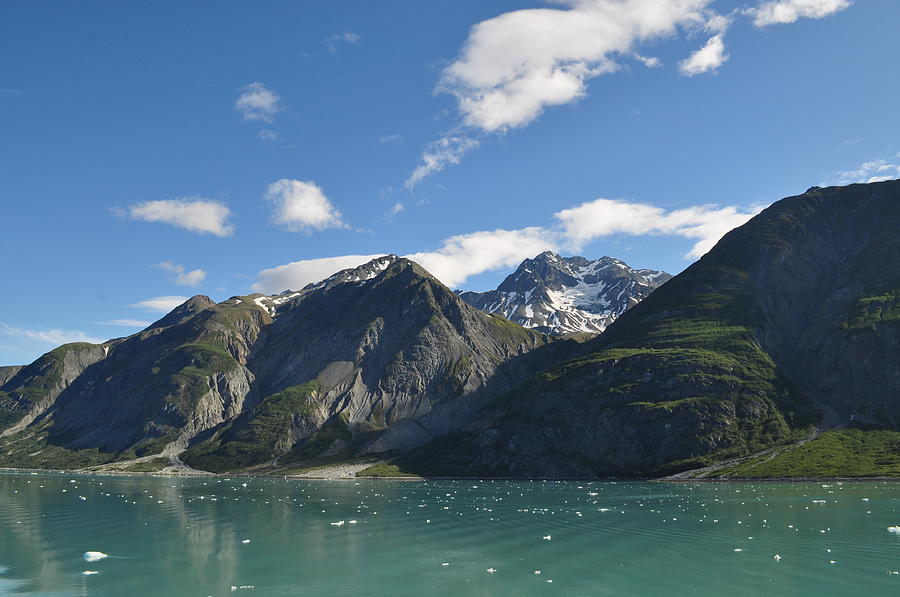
714 429 900 478
0 427 119 469
182 381 325 472
842 290 900 331
356 462 412 477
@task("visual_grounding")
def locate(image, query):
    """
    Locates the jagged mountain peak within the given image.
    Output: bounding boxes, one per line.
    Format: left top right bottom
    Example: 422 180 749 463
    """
461 253 671 335
306 254 402 290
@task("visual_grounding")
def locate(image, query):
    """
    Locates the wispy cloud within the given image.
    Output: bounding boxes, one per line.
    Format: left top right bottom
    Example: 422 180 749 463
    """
265 179 347 232
0 323 104 346
747 0 851 27
379 134 403 144
235 82 282 122
155 262 207 287
124 198 234 237
131 296 190 313
406 136 479 189
99 319 152 328
830 154 900 185
324 31 361 52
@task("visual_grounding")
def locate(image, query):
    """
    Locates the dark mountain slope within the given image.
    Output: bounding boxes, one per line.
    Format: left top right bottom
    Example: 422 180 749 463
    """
405 181 900 478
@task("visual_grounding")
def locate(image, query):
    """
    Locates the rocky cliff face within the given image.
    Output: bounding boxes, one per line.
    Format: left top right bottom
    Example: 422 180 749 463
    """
406 181 900 478
460 252 670 335
0 257 572 472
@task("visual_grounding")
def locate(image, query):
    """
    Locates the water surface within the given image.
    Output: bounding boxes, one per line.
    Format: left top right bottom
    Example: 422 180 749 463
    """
1 472 898 595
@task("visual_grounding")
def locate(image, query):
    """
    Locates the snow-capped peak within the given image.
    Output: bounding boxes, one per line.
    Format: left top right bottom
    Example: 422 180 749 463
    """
460 252 671 335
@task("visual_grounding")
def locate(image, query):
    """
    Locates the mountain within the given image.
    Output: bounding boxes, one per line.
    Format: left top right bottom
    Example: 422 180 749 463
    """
2 181 898 479
404 181 900 478
459 252 671 335
0 256 577 473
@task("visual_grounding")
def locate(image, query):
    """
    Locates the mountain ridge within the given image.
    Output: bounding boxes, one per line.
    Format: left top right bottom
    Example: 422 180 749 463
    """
402 180 900 478
0 256 577 473
1 181 897 479
459 251 671 335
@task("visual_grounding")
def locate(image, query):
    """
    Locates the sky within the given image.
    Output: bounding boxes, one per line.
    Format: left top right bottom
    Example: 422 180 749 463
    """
1 0 899 365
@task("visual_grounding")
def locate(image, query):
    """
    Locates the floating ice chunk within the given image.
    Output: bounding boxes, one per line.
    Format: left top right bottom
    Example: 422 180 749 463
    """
82 552 108 562
82 570 99 576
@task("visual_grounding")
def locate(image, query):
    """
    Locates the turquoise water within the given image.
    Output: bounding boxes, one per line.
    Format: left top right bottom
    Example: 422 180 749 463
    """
1 472 899 596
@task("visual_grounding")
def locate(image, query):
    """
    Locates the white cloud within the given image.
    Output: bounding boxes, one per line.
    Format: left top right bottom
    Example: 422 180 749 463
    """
126 198 234 237
439 0 714 133
252 254 385 294
390 202 405 216
748 0 850 27
832 158 900 185
324 31 361 52
634 53 662 68
265 179 347 232
555 197 761 258
379 134 403 144
235 82 281 122
155 262 207 287
679 34 729 76
406 136 480 189
131 296 190 313
257 129 279 141
406 0 851 186
252 193 761 291
100 319 152 328
408 228 555 287
0 323 105 346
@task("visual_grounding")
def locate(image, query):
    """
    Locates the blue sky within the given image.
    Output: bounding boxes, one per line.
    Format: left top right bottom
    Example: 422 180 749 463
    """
1 0 898 365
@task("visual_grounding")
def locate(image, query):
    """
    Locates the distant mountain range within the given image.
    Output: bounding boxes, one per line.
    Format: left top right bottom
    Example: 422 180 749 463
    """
1 181 898 478
460 252 670 335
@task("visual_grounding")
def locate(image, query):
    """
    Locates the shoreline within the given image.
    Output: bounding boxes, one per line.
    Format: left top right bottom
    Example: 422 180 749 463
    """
2 466 898 483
